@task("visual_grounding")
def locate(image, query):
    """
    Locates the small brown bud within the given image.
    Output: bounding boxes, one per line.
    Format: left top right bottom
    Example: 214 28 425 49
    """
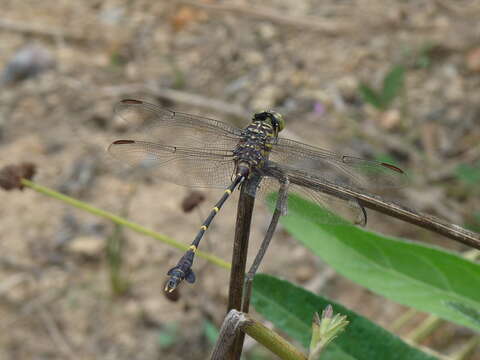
181 191 206 213
0 162 36 191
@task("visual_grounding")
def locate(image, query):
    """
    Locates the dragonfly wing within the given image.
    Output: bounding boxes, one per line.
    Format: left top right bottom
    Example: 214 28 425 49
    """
257 175 366 226
114 99 243 150
108 140 235 188
269 137 407 191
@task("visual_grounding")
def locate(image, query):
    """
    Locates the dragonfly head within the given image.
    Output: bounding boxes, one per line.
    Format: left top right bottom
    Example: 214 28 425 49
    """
253 111 285 137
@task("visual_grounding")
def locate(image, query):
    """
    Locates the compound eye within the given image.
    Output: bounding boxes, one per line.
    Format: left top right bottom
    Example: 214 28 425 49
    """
253 112 268 122
271 112 285 132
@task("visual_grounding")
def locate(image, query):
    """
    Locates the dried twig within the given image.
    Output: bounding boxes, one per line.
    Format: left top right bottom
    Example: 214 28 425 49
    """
37 306 76 359
226 179 289 359
0 273 28 295
0 18 88 42
226 179 257 359
176 0 348 35
101 82 247 119
211 310 246 359
434 0 480 15
266 165 480 249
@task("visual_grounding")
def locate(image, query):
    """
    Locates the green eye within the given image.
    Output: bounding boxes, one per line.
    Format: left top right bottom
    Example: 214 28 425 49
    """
271 111 285 132
252 111 285 133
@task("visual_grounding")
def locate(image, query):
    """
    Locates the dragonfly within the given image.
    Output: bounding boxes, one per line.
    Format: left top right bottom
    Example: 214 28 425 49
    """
108 99 406 292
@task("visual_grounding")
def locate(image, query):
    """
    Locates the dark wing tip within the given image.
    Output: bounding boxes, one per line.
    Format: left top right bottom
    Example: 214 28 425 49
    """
120 99 143 105
112 139 136 145
380 162 404 174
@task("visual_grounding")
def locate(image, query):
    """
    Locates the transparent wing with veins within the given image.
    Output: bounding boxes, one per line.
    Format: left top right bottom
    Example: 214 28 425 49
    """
269 137 407 191
108 100 407 224
257 138 407 225
108 99 241 188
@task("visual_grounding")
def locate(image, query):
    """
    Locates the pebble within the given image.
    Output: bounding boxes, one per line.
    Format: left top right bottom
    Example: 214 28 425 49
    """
466 47 480 72
0 44 55 86
379 109 401 130
67 236 104 258
295 264 314 282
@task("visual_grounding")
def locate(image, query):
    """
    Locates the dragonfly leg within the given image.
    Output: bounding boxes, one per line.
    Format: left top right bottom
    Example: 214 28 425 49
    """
348 198 367 226
277 179 289 216
242 178 290 312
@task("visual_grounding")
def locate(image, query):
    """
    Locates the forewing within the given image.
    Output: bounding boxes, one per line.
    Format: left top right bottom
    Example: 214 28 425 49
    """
108 99 243 187
108 140 235 188
269 137 407 191
114 99 243 150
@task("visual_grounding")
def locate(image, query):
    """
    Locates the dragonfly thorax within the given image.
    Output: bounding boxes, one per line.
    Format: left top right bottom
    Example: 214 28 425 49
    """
232 120 276 171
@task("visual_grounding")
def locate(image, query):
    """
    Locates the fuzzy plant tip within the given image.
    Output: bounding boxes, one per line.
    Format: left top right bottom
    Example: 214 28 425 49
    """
308 305 349 360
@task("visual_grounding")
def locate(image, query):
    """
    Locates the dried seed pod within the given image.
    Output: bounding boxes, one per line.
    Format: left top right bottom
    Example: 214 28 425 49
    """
0 162 36 190
181 191 206 213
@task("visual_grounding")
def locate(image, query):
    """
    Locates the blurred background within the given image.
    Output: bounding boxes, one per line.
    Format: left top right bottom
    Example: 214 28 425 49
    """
1 1 479 359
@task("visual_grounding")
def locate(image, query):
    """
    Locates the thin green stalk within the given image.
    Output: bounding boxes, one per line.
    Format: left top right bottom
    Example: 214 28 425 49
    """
451 336 480 360
390 309 418 332
21 179 230 270
211 310 306 360
107 222 130 296
243 317 307 360
407 314 443 343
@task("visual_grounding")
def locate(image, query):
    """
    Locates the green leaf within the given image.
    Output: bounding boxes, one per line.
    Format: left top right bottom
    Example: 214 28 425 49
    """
465 212 480 233
246 348 271 360
252 274 437 360
455 162 480 186
381 65 405 107
446 301 480 326
416 54 431 69
359 84 384 109
107 223 130 296
157 323 179 348
274 194 480 332
203 319 219 344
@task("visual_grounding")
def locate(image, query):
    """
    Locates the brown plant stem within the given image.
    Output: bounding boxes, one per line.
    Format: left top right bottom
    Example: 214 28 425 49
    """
226 180 256 359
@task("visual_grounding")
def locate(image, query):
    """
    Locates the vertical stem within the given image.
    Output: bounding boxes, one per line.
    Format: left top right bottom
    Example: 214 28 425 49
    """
211 310 246 360
227 181 256 359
